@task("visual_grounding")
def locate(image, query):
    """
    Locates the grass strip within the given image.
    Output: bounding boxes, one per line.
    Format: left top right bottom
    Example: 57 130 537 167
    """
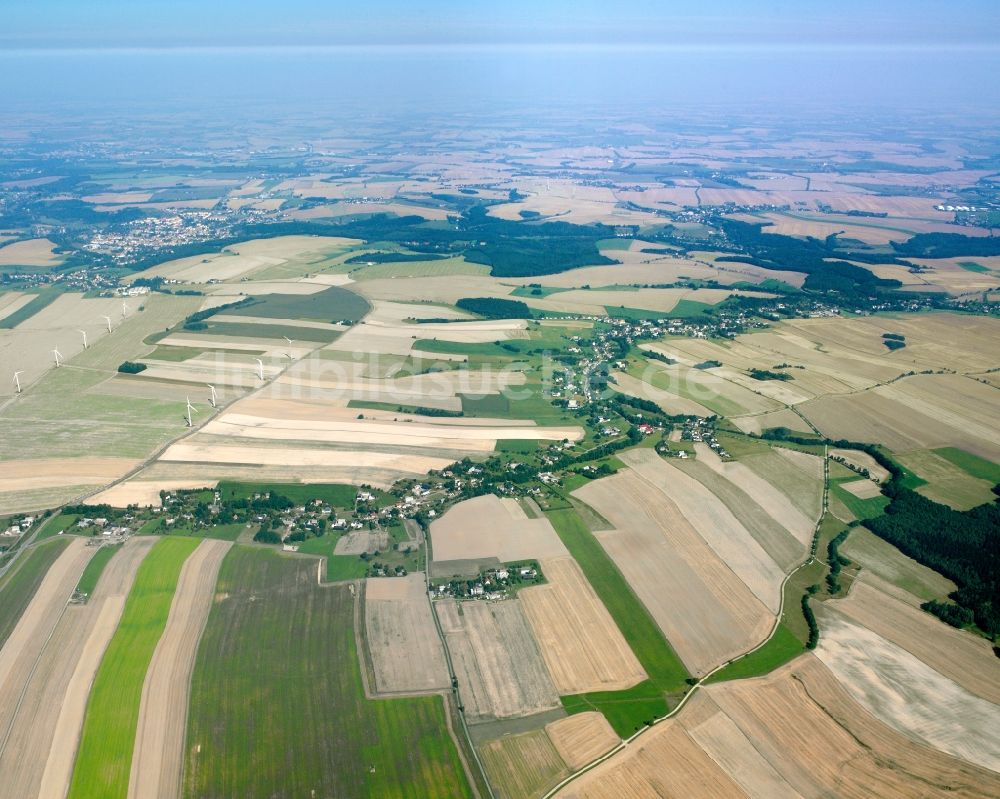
0 538 71 649
74 543 122 598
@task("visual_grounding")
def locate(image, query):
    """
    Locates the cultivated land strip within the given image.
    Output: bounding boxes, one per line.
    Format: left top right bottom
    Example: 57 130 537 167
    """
127 539 231 799
3 537 157 799
67 537 200 799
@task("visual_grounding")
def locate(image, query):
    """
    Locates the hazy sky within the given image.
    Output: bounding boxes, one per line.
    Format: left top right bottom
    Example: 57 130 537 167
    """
4 0 999 50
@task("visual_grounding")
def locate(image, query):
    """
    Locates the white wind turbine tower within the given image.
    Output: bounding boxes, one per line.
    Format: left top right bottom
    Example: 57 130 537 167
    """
185 396 198 427
12 371 23 394
283 336 294 359
78 329 88 349
207 384 217 408
121 300 129 319
102 315 113 334
52 348 63 367
254 358 264 380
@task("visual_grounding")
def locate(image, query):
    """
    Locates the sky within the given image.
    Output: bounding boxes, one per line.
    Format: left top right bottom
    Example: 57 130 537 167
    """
3 0 999 50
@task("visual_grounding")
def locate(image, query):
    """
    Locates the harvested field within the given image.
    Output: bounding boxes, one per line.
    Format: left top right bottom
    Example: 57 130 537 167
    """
364 573 450 694
573 469 773 676
431 495 569 568
562 655 1000 799
839 478 882 499
545 712 619 771
0 238 63 267
685 442 812 557
128 539 230 799
86 479 218 508
840 527 956 604
0 292 33 322
611 371 715 416
620 449 784 612
831 448 890 482
6 538 155 799
742 448 824 523
0 457 139 495
899 448 998 510
831 577 1000 705
0 538 72 650
520 556 646 694
435 598 560 721
814 609 1000 772
0 539 92 733
479 730 569 799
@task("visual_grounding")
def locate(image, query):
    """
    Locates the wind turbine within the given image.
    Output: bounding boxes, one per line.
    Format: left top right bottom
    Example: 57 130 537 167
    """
254 358 264 381
52 348 63 367
283 336 294 359
207 384 217 408
12 371 23 394
185 396 198 427
78 329 88 349
102 315 113 334
121 300 129 319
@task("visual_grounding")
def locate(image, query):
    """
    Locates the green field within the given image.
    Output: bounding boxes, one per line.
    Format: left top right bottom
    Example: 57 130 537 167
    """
545 507 689 736
352 255 489 280
829 479 889 520
932 447 1000 483
705 623 803 683
203 320 340 342
68 537 199 799
957 261 991 273
75 543 122 597
217 480 358 507
234 285 370 322
0 538 71 649
183 547 473 798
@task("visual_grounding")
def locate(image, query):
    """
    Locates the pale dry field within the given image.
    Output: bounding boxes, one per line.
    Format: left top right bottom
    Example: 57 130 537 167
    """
520 556 646 694
742 448 825 523
673 452 806 570
435 598 560 721
0 292 33 322
0 539 93 735
692 442 815 548
729 407 815 435
610 371 715 416
619 449 785 613
159 441 454 476
899 449 997 510
545 712 619 771
3 538 155 799
0 238 63 267
840 529 956 606
139 235 359 283
831 577 1000 704
364 573 450 694
479 729 570 799
839 478 883 499
561 655 1000 799
573 469 773 676
830 448 891 481
86 479 218 508
334 529 388 555
431 495 570 565
128 539 230 799
815 609 1000 771
0 456 139 495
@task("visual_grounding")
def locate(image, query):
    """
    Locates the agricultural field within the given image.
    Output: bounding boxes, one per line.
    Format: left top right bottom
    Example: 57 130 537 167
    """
68 536 200 799
431 494 570 575
520 556 647 694
0 537 73 649
183 546 473 798
128 539 230 799
559 656 1000 799
436 598 561 721
479 730 569 799
545 712 619 771
0 538 155 799
364 573 450 694
573 454 775 676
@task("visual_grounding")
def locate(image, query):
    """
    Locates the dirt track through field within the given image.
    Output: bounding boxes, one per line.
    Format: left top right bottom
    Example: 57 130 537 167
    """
33 537 156 799
127 539 230 799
